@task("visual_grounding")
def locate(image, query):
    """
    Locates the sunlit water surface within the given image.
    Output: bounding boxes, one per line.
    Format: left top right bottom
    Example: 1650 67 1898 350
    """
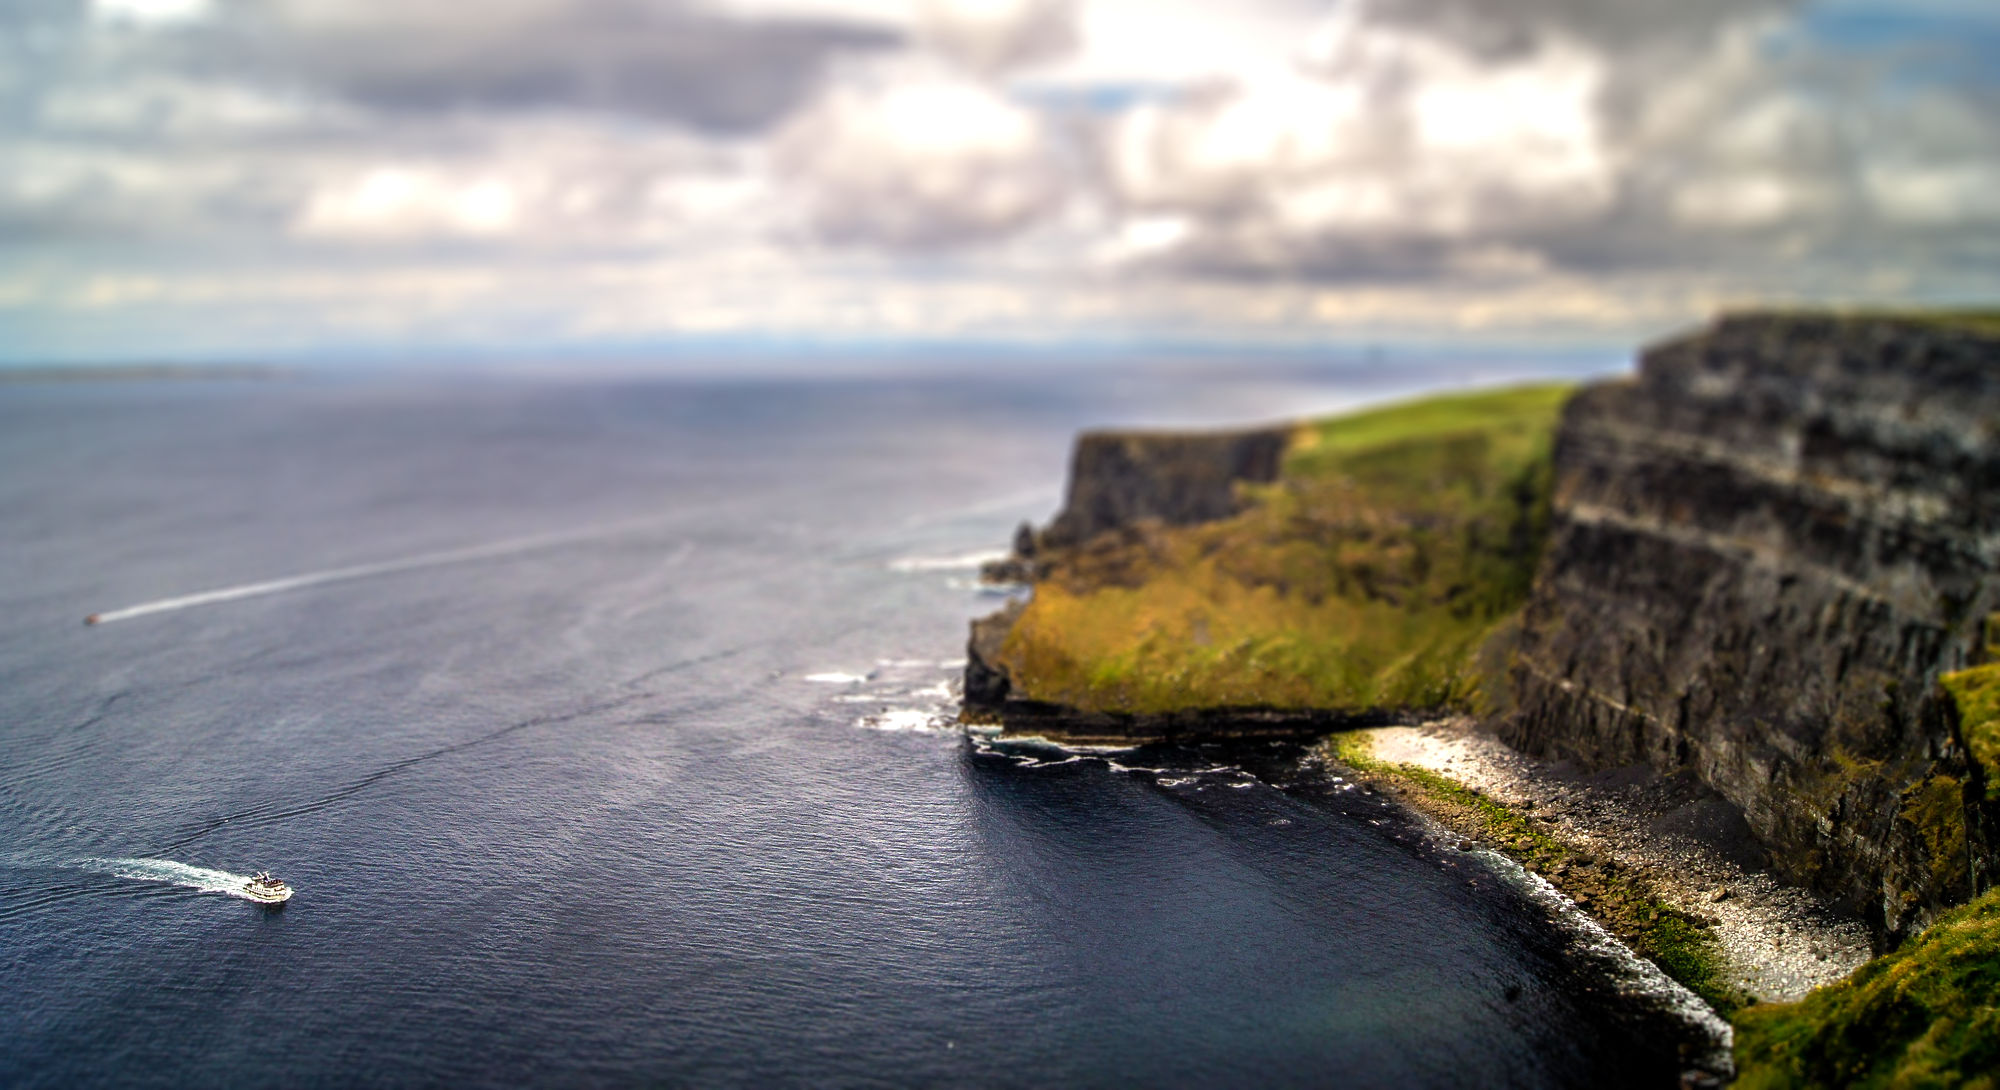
0 355 1714 1087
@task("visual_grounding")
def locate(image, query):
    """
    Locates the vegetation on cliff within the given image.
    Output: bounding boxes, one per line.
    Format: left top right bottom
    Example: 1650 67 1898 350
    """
1943 660 2000 803
1732 886 2000 1089
1797 307 2000 337
992 384 1572 716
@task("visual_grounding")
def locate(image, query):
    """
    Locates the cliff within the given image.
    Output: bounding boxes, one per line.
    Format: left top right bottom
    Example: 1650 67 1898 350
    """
963 384 1572 739
967 310 2000 942
1500 312 2000 941
1041 427 1290 549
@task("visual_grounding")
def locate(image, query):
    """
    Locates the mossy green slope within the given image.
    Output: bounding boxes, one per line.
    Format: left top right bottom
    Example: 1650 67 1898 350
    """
1943 661 2000 803
997 384 1572 715
1733 886 2000 1089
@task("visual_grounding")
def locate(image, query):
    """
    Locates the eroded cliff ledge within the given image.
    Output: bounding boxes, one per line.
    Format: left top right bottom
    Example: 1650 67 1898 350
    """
1500 312 2000 941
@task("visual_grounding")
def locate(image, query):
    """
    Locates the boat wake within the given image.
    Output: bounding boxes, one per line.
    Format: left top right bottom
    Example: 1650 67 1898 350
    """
74 857 266 902
83 517 680 625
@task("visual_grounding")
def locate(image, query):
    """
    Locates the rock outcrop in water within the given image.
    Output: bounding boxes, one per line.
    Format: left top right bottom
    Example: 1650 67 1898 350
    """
1499 313 2000 942
966 311 2000 943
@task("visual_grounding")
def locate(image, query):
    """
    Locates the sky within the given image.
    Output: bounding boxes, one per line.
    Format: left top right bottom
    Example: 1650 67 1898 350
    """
2 0 1998 363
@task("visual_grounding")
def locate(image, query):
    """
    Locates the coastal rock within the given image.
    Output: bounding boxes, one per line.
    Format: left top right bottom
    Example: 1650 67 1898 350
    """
1501 313 2000 942
1039 426 1288 549
964 599 1024 710
965 422 1301 734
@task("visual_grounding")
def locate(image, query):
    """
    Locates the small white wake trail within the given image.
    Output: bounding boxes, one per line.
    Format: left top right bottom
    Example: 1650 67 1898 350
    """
75 857 259 901
85 517 676 625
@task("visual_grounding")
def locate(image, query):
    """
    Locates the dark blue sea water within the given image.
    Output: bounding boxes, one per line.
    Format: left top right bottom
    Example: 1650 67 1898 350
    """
0 356 1716 1087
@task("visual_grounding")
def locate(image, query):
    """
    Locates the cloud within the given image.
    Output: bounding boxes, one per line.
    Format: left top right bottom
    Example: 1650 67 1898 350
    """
3 0 1999 358
914 0 1078 76
91 0 213 25
283 123 772 246
122 0 900 134
773 75 1068 248
1099 12 1616 278
1350 0 1803 56
1087 0 2000 284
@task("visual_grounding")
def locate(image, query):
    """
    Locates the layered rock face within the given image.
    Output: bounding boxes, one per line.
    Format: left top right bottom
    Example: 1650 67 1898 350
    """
1502 313 2000 941
1039 427 1289 549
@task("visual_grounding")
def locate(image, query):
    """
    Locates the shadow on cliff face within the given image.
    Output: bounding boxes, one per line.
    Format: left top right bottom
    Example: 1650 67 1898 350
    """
948 738 1713 1089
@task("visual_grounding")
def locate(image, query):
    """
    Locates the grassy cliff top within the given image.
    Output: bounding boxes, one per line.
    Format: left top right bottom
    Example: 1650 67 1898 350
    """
1287 383 1579 469
1729 307 2000 338
1733 886 2000 1089
994 383 1574 716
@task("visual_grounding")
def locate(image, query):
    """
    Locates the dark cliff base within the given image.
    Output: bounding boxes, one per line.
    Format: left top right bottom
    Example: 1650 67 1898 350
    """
961 702 1397 745
963 600 1391 742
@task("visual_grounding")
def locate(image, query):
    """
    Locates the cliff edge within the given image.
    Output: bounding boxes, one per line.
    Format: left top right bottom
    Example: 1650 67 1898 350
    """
964 384 1572 738
1502 312 2000 941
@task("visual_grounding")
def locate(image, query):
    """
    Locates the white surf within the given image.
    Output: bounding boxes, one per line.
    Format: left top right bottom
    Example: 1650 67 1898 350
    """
77 857 265 901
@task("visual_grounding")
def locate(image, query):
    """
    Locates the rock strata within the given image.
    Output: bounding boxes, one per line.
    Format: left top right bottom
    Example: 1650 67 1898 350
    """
1038 426 1288 549
1501 313 2000 943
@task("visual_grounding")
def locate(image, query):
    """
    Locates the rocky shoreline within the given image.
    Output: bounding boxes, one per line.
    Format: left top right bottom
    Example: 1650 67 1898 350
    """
1340 718 1873 1004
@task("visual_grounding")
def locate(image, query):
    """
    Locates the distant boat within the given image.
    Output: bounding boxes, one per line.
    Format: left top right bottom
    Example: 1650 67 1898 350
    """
241 872 293 904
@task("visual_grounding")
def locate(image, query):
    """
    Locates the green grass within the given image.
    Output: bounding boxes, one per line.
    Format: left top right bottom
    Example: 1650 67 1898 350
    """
1285 383 1577 469
996 384 1574 716
1325 730 1741 1013
1733 887 2000 1089
1751 307 2000 338
1943 662 2000 803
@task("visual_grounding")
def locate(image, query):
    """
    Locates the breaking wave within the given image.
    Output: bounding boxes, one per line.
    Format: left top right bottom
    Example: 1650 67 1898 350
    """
886 550 1007 574
811 657 963 734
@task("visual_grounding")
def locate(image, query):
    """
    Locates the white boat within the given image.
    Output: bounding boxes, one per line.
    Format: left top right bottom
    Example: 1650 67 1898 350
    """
241 872 293 904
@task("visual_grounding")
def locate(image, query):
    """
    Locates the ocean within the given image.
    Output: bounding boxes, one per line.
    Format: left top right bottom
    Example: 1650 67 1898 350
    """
0 354 1718 1087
